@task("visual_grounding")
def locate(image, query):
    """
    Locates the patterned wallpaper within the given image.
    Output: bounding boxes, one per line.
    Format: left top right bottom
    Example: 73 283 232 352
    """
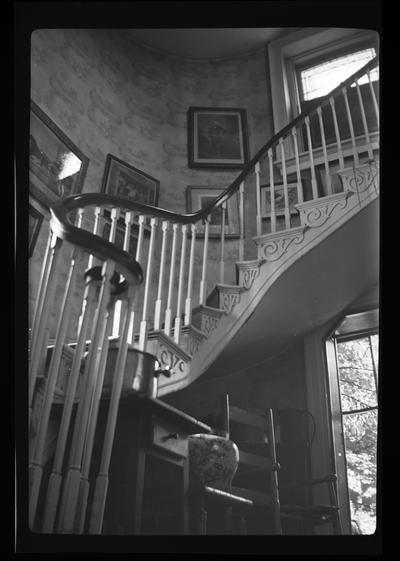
29 29 274 336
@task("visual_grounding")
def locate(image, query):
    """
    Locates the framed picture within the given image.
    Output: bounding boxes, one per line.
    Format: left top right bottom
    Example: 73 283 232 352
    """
101 154 160 206
188 107 249 169
186 186 240 238
260 183 299 218
29 204 44 257
29 100 89 207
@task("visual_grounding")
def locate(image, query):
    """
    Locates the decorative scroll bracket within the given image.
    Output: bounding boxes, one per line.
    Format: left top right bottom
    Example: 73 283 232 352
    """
146 331 192 383
216 284 244 314
295 192 350 229
253 226 306 262
337 162 380 196
236 259 265 290
180 325 207 357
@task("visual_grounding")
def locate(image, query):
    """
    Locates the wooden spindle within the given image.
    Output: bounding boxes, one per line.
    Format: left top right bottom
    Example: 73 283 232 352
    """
367 69 379 125
238 182 245 262
279 137 291 228
291 127 304 204
112 211 135 338
42 280 99 533
164 223 178 337
29 233 63 412
75 304 115 533
304 117 319 201
184 223 196 326
255 162 262 237
329 96 345 169
342 87 360 167
199 217 210 306
87 206 102 271
174 224 187 344
127 215 145 344
139 217 158 351
57 260 116 533
356 80 374 160
219 202 226 285
154 220 169 331
89 284 137 534
317 107 333 194
29 248 84 527
268 149 277 234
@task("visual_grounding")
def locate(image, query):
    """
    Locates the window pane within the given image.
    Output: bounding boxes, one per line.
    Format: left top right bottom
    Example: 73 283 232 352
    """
337 337 378 411
300 48 377 101
343 409 377 534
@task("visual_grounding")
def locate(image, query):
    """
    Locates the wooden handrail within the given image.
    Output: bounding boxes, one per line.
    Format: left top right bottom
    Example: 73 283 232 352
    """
50 56 378 266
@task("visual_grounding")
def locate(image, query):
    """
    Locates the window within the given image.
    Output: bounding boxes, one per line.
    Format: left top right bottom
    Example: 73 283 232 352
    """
335 333 378 534
299 47 378 102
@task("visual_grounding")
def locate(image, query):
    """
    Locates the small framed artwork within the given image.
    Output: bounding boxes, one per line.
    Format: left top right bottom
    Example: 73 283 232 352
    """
186 186 240 238
101 154 160 206
29 100 89 207
260 183 299 218
188 107 249 169
29 204 44 257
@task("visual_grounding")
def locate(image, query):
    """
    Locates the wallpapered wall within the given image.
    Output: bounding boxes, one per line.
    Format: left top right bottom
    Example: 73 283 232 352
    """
163 342 307 421
29 28 274 338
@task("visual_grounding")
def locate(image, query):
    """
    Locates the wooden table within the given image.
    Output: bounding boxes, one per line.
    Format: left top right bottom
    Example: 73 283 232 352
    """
96 393 211 535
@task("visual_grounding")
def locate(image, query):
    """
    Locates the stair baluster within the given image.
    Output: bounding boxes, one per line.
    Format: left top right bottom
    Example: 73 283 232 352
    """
139 217 158 351
174 224 188 344
184 223 197 326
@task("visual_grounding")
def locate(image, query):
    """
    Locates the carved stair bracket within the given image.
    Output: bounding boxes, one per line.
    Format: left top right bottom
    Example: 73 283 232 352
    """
295 192 349 229
180 325 207 357
236 260 264 290
195 306 226 337
337 162 380 195
146 332 191 382
216 285 243 314
254 227 306 262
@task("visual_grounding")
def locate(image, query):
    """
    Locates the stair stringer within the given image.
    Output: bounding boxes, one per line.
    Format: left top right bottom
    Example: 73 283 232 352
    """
157 184 379 397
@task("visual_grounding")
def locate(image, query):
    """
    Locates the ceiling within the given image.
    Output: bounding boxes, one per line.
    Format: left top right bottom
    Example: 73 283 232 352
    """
123 28 298 60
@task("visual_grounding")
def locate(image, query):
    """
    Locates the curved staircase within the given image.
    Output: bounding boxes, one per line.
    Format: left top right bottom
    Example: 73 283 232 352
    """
28 57 379 533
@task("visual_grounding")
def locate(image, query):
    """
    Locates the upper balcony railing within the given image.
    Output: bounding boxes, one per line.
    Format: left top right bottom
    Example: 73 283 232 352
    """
28 56 379 534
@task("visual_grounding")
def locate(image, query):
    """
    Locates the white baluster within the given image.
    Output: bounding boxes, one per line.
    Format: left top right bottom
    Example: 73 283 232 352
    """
220 202 226 284
164 223 178 337
329 96 345 169
199 217 210 306
356 80 373 160
139 217 158 351
112 211 135 338
268 149 277 233
184 223 196 326
304 117 319 201
174 224 187 344
127 215 145 344
291 128 304 204
367 69 379 125
57 260 116 533
29 247 85 528
238 182 245 261
317 107 333 195
42 278 99 533
87 206 102 271
154 220 169 331
75 303 115 533
30 229 53 355
255 162 262 237
29 233 63 414
279 138 291 228
342 87 360 167
89 283 137 534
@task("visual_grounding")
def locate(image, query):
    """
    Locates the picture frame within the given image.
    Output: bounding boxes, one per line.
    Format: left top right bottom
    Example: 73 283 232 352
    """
29 100 89 208
185 186 240 238
260 182 299 218
29 204 44 257
101 154 160 207
188 107 249 169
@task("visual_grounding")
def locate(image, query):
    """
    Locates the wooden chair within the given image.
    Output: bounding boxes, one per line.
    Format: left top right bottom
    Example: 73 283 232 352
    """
218 395 341 535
